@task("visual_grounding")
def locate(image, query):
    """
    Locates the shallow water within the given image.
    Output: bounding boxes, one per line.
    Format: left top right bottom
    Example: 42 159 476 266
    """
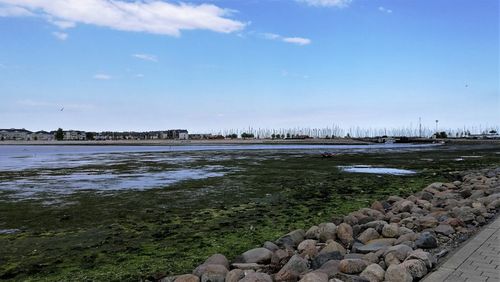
0 144 436 200
339 165 416 175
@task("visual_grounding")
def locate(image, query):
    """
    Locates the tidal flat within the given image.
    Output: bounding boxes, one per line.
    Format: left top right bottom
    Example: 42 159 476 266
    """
0 144 499 281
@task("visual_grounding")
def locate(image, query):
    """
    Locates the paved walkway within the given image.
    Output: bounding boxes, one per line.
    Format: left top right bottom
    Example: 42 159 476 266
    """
423 216 500 282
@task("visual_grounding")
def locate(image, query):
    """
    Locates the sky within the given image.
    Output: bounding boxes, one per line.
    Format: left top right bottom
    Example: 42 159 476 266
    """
0 0 498 133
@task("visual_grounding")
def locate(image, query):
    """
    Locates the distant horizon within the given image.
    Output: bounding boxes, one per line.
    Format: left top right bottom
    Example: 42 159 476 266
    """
1 0 498 131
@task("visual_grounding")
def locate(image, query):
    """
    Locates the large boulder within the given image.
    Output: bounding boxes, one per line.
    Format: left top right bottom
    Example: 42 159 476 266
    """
337 223 354 246
418 216 438 229
406 249 436 268
297 239 318 257
197 265 228 282
311 251 343 269
357 228 380 244
240 248 273 264
383 244 413 261
320 240 346 256
381 223 399 238
415 232 438 249
225 269 244 282
275 254 309 281
401 259 428 279
276 229 305 248
339 259 369 274
356 238 396 253
434 224 455 236
318 222 337 242
305 226 320 239
384 264 412 282
359 263 385 282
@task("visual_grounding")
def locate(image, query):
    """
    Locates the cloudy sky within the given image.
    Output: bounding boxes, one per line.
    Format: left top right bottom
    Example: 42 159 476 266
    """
0 0 498 132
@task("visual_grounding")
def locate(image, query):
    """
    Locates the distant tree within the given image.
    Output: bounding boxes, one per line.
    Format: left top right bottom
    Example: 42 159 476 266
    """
241 132 254 139
33 136 38 141
276 134 281 139
271 134 276 140
55 128 64 141
435 131 448 138
1 136 4 141
346 133 351 138
490 130 497 134
86 132 95 140
286 133 291 139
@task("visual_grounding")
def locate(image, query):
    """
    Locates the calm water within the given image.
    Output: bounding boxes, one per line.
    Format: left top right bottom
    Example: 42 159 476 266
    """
0 144 436 200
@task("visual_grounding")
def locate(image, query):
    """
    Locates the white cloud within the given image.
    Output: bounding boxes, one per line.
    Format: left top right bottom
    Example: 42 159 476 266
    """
132 54 158 62
0 0 245 36
52 31 68 40
93 73 112 80
262 33 311 46
282 37 311 46
378 6 393 14
0 5 33 16
298 0 352 8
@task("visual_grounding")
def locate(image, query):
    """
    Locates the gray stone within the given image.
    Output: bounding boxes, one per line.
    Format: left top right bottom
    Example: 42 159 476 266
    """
275 254 309 281
299 272 329 282
406 249 436 268
357 228 380 244
383 244 412 261
238 272 273 282
198 264 228 282
311 252 343 269
315 259 341 278
337 223 354 246
359 263 385 282
415 232 438 249
204 254 229 269
339 259 369 274
384 264 412 282
276 229 305 247
418 216 438 229
334 272 370 282
231 263 265 270
319 222 337 242
263 241 279 252
320 240 347 256
305 226 320 239
381 223 399 238
241 248 273 264
297 239 317 257
401 259 428 279
225 269 244 282
434 224 455 236
356 238 396 253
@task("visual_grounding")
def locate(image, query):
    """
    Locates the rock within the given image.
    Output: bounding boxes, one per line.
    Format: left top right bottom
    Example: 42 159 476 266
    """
487 199 500 210
384 264 412 282
398 227 414 236
320 240 347 256
276 229 305 248
401 259 428 279
318 222 337 242
193 264 228 278
395 233 417 245
231 263 265 271
337 223 354 246
174 274 200 282
418 216 438 229
434 224 455 236
238 272 273 282
363 252 380 264
315 259 341 277
415 232 438 249
204 254 229 269
297 239 317 257
406 249 436 268
299 272 328 282
357 228 380 244
240 248 273 264
344 214 359 226
339 259 369 274
394 200 414 213
197 265 228 282
359 263 385 282
271 249 292 267
383 244 412 261
225 269 244 282
356 238 396 253
263 241 279 252
311 251 343 269
371 201 385 213
305 226 320 239
275 254 309 281
384 252 400 266
381 223 399 238
334 272 370 282
361 220 388 233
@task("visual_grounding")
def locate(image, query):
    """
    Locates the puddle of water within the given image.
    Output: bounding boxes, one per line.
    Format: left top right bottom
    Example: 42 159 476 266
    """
339 165 416 175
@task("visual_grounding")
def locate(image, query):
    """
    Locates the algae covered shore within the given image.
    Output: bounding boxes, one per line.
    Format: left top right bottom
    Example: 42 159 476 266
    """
0 144 499 281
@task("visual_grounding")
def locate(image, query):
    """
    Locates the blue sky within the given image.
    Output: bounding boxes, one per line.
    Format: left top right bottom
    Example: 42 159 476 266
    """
0 0 498 133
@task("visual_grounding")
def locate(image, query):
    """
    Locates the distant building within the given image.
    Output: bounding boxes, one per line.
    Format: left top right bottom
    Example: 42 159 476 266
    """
189 133 212 140
0 128 32 140
163 129 189 140
33 130 54 141
64 130 86 141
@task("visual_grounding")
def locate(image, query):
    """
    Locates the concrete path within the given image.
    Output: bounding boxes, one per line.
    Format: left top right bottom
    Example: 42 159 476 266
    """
423 216 500 282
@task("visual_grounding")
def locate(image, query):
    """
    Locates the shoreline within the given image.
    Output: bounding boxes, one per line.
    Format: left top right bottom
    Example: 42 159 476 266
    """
1 138 498 146
165 168 500 281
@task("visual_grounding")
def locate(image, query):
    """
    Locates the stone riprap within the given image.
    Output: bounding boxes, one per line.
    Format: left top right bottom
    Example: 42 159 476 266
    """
161 168 500 282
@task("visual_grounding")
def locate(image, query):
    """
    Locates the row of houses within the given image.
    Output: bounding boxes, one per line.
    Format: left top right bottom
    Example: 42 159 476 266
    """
0 129 190 141
0 129 86 141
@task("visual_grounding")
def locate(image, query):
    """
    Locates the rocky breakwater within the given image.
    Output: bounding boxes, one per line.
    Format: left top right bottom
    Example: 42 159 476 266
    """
162 168 500 282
